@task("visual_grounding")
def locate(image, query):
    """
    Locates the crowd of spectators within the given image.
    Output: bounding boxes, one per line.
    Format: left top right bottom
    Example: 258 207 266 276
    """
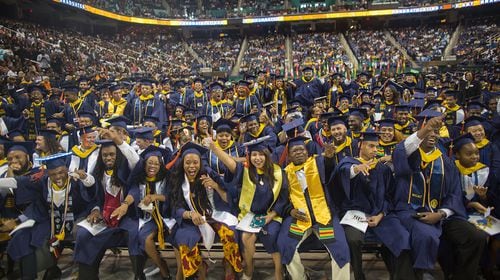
347 30 403 72
74 0 472 19
292 33 351 76
239 35 287 75
390 25 454 62
453 18 499 67
187 36 242 73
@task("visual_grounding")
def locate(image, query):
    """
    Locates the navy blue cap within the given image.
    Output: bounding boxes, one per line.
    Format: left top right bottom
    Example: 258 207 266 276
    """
409 99 425 109
38 129 58 140
302 66 314 72
338 94 351 102
466 101 487 111
77 76 90 83
359 130 380 142
245 74 256 81
109 84 123 92
107 116 130 129
174 80 186 88
282 118 305 132
133 127 154 140
193 77 205 84
446 133 475 153
357 72 371 78
360 102 374 110
180 142 208 158
141 145 170 162
386 80 404 93
214 119 236 133
5 141 34 155
47 117 64 126
143 115 160 125
209 82 224 91
464 116 486 129
62 86 79 94
423 99 443 111
257 70 267 75
376 119 396 128
242 136 271 152
196 115 212 125
349 108 368 119
79 126 95 135
286 136 309 148
328 116 347 127
395 104 411 112
37 152 72 169
314 96 328 103
175 103 187 111
78 110 95 119
414 92 426 99
169 119 187 129
238 80 251 87
416 109 443 121
140 79 156 87
320 112 338 120
27 84 46 94
7 129 24 139
241 113 258 123
95 139 115 147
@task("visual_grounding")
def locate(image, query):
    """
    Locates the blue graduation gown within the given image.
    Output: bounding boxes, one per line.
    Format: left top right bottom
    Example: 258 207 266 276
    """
479 141 500 177
225 162 289 253
392 142 467 269
203 143 244 175
278 156 350 268
333 157 410 257
293 78 328 107
243 126 278 148
7 176 94 261
124 95 167 125
234 95 260 115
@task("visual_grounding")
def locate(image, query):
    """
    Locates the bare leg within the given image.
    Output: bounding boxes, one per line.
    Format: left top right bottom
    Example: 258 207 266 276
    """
271 252 283 280
241 232 257 278
144 232 170 278
173 248 182 280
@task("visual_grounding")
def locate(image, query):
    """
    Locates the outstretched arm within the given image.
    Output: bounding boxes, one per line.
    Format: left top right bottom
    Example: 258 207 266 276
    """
203 138 237 175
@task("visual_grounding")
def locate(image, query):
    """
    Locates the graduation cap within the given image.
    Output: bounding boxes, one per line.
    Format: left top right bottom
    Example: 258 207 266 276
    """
320 112 337 120
242 135 271 152
302 66 314 72
386 80 404 93
359 130 380 142
36 152 72 169
62 85 79 94
161 78 170 85
7 129 25 139
47 117 65 126
360 102 375 110
314 96 328 103
240 113 258 123
4 141 34 155
375 119 396 128
0 135 10 145
77 76 90 83
141 145 171 163
466 101 487 111
133 127 154 140
38 129 59 140
78 110 95 119
338 94 351 102
415 109 443 127
169 119 187 129
107 116 130 129
193 77 205 84
444 91 459 99
237 80 251 87
328 116 347 127
423 99 443 111
282 118 305 132
79 126 96 135
95 139 115 147
256 70 267 76
174 80 186 88
214 118 236 133
230 113 243 122
27 84 46 94
286 136 309 149
414 92 426 99
245 74 256 81
108 84 123 92
464 116 486 130
409 99 425 109
360 91 372 98
96 83 111 92
445 133 475 153
143 115 160 126
357 72 371 79
395 104 411 112
330 72 344 78
184 107 197 116
140 79 156 87
349 108 368 119
209 82 224 91
179 142 208 158
196 115 212 125
275 75 285 80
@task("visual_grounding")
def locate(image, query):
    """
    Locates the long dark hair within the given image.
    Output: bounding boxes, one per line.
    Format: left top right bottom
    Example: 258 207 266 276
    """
248 148 276 186
93 144 126 186
168 155 212 217
38 135 63 155
129 156 168 186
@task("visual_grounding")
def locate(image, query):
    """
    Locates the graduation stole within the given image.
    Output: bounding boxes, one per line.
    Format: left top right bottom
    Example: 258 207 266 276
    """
71 144 98 159
356 157 379 170
98 100 113 116
210 141 237 174
394 120 410 131
70 98 83 112
274 88 287 116
28 101 47 140
80 89 92 99
50 178 71 243
238 164 283 223
301 76 312 83
321 128 332 138
439 125 450 139
134 98 154 124
285 157 333 240
408 148 444 211
377 140 397 157
139 94 154 101
335 136 352 154
153 130 162 147
235 96 251 114
455 160 487 176
305 118 318 131
146 181 165 249
444 104 460 112
475 138 489 149
248 87 257 96
0 100 5 117
111 98 126 114
249 123 266 138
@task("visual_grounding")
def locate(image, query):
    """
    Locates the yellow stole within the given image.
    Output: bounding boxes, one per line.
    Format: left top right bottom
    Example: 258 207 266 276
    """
238 165 283 223
249 123 266 138
419 148 442 169
139 94 154 101
455 160 487 176
194 91 204 98
395 121 409 131
475 138 489 149
321 129 331 138
439 126 450 138
285 157 331 233
335 136 352 153
210 99 227 107
216 140 234 151
356 157 379 170
379 140 398 147
444 104 460 112
71 145 98 159
305 117 318 131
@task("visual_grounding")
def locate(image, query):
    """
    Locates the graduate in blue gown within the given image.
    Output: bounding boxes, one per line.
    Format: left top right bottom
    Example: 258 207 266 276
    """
241 113 277 148
392 110 487 279
233 80 261 115
23 85 59 141
124 79 167 126
328 115 359 164
205 136 289 280
0 152 95 279
291 67 329 108
69 126 100 175
463 116 500 177
167 142 243 279
204 119 244 175
73 132 143 280
277 136 351 280
127 145 174 279
334 131 415 280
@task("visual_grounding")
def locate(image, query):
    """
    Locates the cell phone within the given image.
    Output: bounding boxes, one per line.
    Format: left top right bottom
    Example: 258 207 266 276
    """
412 213 425 219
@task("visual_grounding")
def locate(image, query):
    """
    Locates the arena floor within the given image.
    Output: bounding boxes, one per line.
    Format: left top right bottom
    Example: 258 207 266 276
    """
5 249 448 280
